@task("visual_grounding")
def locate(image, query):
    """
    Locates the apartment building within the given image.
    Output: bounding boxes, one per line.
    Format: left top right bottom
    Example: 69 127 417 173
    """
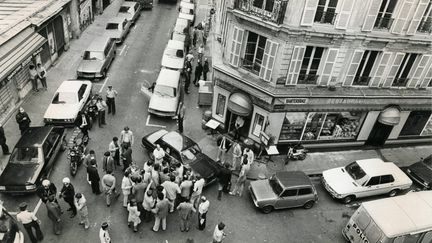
211 0 432 149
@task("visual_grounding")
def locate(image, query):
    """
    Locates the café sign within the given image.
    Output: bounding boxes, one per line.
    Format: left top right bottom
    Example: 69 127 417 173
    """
285 98 308 104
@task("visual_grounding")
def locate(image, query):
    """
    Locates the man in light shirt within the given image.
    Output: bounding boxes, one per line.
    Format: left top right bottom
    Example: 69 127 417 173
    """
99 222 111 243
162 175 181 213
213 222 226 243
106 85 118 115
153 144 165 165
197 196 210 230
120 126 134 151
16 202 43 243
243 148 255 165
190 176 205 208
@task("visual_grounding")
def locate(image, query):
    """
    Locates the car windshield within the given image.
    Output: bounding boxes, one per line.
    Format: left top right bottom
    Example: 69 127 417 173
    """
269 176 283 195
10 147 39 164
52 92 77 104
83 51 104 60
106 23 119 30
119 6 129 13
154 85 176 98
345 161 366 180
422 156 432 167
180 144 201 164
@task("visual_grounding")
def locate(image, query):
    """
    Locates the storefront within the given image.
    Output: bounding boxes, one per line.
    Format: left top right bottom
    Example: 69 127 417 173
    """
80 0 93 31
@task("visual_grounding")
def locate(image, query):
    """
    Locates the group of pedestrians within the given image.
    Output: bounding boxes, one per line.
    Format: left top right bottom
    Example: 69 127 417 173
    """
29 63 47 92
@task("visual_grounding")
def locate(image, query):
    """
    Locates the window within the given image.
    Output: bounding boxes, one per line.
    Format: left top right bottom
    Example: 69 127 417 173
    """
281 189 297 197
83 51 103 61
252 0 274 12
154 85 176 98
400 111 432 136
380 175 394 184
42 140 53 156
104 40 114 57
242 31 267 75
374 0 397 29
106 23 119 30
298 46 324 84
353 51 379 86
345 162 366 180
418 1 432 33
78 84 87 101
216 94 226 116
10 147 39 164
366 176 380 186
298 188 312 195
279 113 308 141
252 113 265 137
392 53 418 87
314 0 338 24
302 112 326 140
119 6 129 13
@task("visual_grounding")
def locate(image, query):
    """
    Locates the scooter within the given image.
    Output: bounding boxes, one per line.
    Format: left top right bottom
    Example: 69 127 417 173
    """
285 144 307 164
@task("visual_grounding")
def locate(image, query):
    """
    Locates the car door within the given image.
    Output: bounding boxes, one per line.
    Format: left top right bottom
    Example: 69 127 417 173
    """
379 174 395 193
275 189 298 209
44 130 61 168
361 176 381 197
77 84 88 112
296 187 314 207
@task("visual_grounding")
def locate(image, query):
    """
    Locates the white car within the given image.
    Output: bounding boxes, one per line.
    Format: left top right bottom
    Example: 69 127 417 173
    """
322 158 412 204
179 1 195 24
105 17 131 44
171 18 189 42
148 69 181 117
117 2 141 24
44 80 92 125
161 40 185 70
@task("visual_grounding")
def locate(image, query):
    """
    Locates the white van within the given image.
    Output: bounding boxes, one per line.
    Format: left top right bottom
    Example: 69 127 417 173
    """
343 191 432 243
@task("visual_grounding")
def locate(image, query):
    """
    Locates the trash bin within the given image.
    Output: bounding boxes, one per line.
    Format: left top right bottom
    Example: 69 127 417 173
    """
198 80 213 106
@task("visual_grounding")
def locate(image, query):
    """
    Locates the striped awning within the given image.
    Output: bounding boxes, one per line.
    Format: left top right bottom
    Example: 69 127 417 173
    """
0 28 46 81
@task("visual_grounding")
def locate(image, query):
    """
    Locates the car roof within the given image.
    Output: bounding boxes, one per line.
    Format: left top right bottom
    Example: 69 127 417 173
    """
156 69 181 87
57 80 91 93
15 126 53 148
180 1 194 9
160 131 196 152
275 171 313 188
356 158 400 176
121 1 136 7
87 36 112 52
167 40 184 50
107 17 127 24
175 18 189 27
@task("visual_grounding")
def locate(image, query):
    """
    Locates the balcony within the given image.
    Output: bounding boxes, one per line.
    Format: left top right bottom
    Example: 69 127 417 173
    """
298 74 319 85
418 17 432 33
240 58 261 76
233 0 288 25
374 16 394 30
392 77 409 87
314 10 337 24
352 76 371 86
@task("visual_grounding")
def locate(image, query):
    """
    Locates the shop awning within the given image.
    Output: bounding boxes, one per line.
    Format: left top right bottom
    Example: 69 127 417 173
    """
29 0 71 27
0 28 46 81
378 107 401 126
228 92 252 116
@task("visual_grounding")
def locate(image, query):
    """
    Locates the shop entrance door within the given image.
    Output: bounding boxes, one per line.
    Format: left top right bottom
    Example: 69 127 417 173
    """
365 122 393 147
226 110 250 139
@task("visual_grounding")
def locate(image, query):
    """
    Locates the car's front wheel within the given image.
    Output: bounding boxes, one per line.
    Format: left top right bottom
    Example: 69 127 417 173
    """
303 201 315 209
388 189 399 197
261 205 273 214
342 195 355 204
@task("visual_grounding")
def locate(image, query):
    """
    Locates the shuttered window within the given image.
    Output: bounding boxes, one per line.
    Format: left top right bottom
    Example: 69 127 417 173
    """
407 55 432 88
369 52 392 87
344 50 364 86
314 0 338 24
301 0 319 26
362 0 382 31
229 26 244 67
286 46 306 85
242 31 267 75
407 0 430 35
421 66 432 88
259 40 279 82
392 53 418 87
335 0 355 29
391 0 414 34
374 0 397 29
318 48 338 86
417 1 432 33
298 46 325 84
353 51 379 86
382 53 406 87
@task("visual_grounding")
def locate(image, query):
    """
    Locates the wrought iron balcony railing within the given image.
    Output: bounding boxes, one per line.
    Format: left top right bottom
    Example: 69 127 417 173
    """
418 17 432 33
352 76 371 86
233 0 288 25
240 58 261 75
298 74 319 84
314 10 337 24
374 16 394 30
392 77 409 87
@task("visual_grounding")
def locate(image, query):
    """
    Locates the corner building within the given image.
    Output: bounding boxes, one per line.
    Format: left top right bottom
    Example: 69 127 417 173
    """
212 0 432 149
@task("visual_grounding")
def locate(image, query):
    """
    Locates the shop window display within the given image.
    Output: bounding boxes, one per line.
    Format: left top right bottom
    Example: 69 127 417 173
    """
421 115 432 136
279 113 307 141
400 111 432 137
318 112 364 140
216 94 226 116
302 112 326 140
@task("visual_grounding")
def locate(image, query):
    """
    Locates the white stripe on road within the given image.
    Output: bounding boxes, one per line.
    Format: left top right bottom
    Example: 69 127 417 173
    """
33 199 42 214
119 45 127 56
145 115 166 128
98 77 109 93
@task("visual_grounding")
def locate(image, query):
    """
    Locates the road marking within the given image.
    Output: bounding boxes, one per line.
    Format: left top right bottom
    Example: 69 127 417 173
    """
133 24 137 30
119 45 127 56
139 69 159 74
145 115 166 128
33 199 42 214
98 77 109 93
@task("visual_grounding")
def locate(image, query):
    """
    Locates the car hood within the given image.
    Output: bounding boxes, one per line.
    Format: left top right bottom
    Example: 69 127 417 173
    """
250 180 278 201
172 33 186 42
188 153 221 180
44 104 79 119
0 163 41 186
78 60 104 73
118 13 132 21
408 162 432 184
161 56 184 70
149 94 178 113
105 30 122 39
322 167 358 194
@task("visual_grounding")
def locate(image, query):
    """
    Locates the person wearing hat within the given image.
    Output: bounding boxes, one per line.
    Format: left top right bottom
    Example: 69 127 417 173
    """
99 222 111 243
87 159 101 194
102 151 115 173
96 97 107 128
74 193 89 229
45 195 62 235
36 179 57 204
16 202 43 243
106 85 118 115
197 196 210 230
212 222 227 243
59 177 77 218
127 199 141 232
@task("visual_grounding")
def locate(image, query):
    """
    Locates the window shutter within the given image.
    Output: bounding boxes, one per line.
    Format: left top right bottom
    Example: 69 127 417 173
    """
335 0 355 29
391 0 414 34
259 40 279 82
420 65 432 88
286 46 306 85
343 50 365 86
362 0 382 31
318 48 339 86
407 55 431 88
301 0 319 26
229 27 244 67
382 53 405 88
407 0 429 35
369 52 392 87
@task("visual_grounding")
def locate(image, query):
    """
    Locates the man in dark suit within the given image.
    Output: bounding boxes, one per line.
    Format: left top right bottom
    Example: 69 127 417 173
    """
87 160 101 194
15 107 31 135
0 125 10 155
75 112 89 137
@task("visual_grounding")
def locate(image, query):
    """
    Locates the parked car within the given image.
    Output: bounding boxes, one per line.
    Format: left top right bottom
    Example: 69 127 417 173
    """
179 1 195 24
105 17 131 44
0 126 66 194
76 36 116 79
44 80 92 125
0 204 24 243
148 68 181 117
405 155 432 190
142 129 223 184
126 0 153 9
249 171 318 214
161 40 185 70
171 17 189 42
118 2 141 24
322 158 413 204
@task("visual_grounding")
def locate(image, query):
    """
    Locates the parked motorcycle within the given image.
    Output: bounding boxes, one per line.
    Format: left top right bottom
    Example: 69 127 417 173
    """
285 144 307 164
85 94 99 130
68 132 88 176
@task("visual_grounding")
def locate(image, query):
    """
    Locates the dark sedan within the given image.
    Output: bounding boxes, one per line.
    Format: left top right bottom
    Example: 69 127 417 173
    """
142 129 223 184
406 155 432 190
0 126 66 194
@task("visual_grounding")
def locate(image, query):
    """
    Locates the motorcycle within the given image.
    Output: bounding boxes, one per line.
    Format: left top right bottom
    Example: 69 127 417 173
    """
285 144 307 164
85 94 99 130
68 132 88 176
